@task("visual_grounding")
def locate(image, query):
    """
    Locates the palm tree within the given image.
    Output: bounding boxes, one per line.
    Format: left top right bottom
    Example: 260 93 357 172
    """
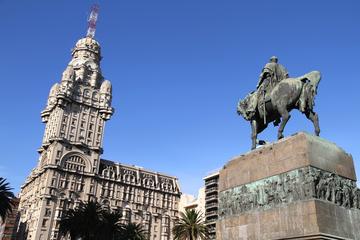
172 209 209 240
58 207 80 239
59 200 150 240
0 177 14 222
118 222 148 240
59 200 110 240
100 211 123 240
77 201 104 240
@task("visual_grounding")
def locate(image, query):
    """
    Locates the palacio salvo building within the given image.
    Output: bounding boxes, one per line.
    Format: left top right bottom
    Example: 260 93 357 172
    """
17 35 181 240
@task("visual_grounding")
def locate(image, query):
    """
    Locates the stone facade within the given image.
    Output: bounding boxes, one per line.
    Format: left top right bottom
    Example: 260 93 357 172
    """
217 132 360 239
17 37 180 240
0 198 19 240
179 187 206 215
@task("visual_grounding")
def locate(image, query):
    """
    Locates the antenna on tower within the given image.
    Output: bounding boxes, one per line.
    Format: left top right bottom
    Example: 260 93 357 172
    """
86 4 100 38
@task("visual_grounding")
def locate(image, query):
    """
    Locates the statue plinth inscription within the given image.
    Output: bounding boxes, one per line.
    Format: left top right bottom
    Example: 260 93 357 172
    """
217 132 360 240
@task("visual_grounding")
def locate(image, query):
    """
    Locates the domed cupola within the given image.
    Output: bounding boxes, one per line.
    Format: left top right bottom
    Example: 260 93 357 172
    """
71 37 102 62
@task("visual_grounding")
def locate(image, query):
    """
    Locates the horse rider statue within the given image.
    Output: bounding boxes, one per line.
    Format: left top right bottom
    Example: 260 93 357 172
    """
256 56 289 124
257 56 289 90
237 56 321 149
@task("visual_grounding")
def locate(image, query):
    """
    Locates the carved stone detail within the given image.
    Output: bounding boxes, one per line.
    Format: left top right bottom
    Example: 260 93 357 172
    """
218 167 360 218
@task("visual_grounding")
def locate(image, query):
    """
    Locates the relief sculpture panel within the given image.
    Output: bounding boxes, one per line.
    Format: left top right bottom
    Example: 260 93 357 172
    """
219 166 360 218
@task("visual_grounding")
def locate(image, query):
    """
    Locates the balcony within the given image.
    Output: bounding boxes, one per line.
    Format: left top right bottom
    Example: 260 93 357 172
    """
205 202 218 210
205 187 218 193
205 194 218 202
205 219 217 225
208 227 216 234
205 179 218 186
206 210 218 218
206 214 218 222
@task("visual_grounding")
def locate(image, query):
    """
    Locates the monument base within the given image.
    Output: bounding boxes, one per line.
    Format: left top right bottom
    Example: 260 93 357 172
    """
217 132 360 240
217 199 360 239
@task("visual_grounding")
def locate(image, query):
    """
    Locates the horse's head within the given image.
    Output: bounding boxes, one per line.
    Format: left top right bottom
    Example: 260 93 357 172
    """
237 93 257 121
237 99 247 116
304 71 321 94
299 71 321 111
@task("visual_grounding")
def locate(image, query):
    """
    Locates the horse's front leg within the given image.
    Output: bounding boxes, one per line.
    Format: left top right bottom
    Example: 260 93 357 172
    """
306 110 320 136
251 120 258 150
278 108 291 140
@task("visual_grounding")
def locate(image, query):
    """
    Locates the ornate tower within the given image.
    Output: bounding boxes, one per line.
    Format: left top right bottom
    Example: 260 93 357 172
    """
40 36 113 171
17 37 114 240
18 7 181 240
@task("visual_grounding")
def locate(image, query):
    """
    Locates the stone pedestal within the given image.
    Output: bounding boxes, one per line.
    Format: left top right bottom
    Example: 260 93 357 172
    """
217 132 360 240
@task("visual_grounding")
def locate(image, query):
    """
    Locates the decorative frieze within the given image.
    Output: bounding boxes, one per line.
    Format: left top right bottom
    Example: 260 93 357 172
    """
219 166 360 218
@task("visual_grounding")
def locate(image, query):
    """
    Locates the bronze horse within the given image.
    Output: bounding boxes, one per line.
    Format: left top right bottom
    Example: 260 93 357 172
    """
237 71 321 149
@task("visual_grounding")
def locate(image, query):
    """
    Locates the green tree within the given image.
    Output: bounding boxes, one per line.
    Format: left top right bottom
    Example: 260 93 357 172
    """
172 209 209 240
59 200 122 240
118 222 148 240
0 177 14 222
100 211 123 240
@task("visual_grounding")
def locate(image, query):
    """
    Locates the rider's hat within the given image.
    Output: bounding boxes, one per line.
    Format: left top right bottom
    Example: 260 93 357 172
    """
269 56 278 63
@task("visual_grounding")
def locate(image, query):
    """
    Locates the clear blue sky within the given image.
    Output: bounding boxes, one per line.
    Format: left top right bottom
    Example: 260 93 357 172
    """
1 1 359 196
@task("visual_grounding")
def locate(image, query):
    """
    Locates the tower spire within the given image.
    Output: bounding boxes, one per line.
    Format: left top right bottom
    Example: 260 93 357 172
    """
86 4 99 38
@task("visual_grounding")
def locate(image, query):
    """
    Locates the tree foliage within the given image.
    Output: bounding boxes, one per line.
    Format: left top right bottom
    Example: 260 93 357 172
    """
59 201 122 240
172 209 209 240
0 177 14 222
59 200 148 240
118 222 148 240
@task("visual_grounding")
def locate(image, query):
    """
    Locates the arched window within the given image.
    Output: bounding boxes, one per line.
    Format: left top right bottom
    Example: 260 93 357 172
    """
124 174 136 184
161 182 173 191
84 89 91 98
92 91 99 101
102 167 116 179
143 178 154 188
62 155 87 172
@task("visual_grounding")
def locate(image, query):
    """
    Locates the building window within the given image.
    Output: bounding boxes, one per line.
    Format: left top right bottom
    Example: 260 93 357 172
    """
62 116 68 123
45 208 51 217
51 178 56 186
56 151 62 157
78 184 84 192
63 155 87 172
42 219 48 227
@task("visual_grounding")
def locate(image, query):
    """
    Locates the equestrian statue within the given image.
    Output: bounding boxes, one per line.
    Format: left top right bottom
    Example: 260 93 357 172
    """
237 56 321 150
